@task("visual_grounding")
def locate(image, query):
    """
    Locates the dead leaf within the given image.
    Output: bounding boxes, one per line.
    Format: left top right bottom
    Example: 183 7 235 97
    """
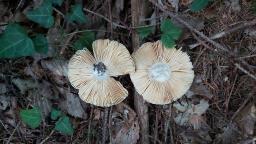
215 123 240 144
111 103 139 144
187 75 213 99
60 92 87 119
174 99 209 129
0 95 9 110
194 99 209 115
180 129 212 144
46 27 62 57
180 0 193 6
224 0 241 12
12 78 38 94
41 59 68 77
244 28 256 38
168 0 179 12
172 15 205 31
0 83 7 94
235 103 256 136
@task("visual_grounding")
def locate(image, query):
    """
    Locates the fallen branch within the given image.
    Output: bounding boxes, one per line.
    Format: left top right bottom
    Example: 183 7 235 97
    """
83 7 160 30
83 8 127 29
131 0 149 143
149 0 230 53
189 19 256 49
235 63 256 80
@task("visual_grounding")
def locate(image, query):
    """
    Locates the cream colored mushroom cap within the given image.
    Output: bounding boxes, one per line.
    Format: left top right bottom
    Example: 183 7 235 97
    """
130 41 194 105
68 39 135 107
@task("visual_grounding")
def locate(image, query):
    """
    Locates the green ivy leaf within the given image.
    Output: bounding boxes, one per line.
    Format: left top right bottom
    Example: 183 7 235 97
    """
26 1 54 28
52 0 64 6
55 116 74 135
20 107 42 129
32 34 48 54
189 0 210 12
251 0 256 14
67 4 87 24
160 33 175 48
160 19 182 48
137 26 154 39
50 109 62 120
0 24 35 58
73 31 95 50
164 27 182 40
161 19 177 32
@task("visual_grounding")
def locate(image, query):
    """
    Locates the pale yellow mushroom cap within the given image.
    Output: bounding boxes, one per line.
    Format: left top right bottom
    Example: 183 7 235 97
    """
130 41 194 105
68 39 135 107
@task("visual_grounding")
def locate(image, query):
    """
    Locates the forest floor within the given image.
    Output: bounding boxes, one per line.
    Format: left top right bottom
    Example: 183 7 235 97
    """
0 0 255 144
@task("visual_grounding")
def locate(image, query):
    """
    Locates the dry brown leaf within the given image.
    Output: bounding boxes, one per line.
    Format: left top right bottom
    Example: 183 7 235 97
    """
12 78 38 94
187 75 213 99
168 0 179 12
235 103 256 136
41 59 68 77
60 92 88 119
111 103 139 144
0 83 7 94
215 123 240 144
0 95 9 110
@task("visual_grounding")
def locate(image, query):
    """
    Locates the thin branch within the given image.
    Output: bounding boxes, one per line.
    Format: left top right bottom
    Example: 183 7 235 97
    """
39 130 54 144
83 7 160 30
83 8 128 29
189 19 256 49
132 0 149 143
149 0 230 53
235 63 256 80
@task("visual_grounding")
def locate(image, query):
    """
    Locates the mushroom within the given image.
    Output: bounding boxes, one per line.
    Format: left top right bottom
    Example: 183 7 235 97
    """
68 39 135 107
130 41 194 105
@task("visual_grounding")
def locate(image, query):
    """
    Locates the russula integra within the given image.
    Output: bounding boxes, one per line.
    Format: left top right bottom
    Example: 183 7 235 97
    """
68 39 135 107
130 41 194 105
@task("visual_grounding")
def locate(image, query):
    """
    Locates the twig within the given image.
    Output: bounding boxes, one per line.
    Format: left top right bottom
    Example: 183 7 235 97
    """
6 121 20 144
153 111 159 144
83 8 127 29
53 8 65 18
230 91 254 121
131 0 149 143
108 107 113 144
107 0 113 37
149 0 230 53
60 32 75 55
189 19 256 49
83 7 160 30
39 130 54 144
235 63 256 80
238 54 256 59
102 107 109 144
86 108 94 144
163 105 174 144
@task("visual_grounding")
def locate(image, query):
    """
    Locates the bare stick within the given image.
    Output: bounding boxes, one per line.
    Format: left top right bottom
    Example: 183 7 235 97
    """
83 8 127 29
235 63 256 80
131 0 149 143
40 130 54 144
189 19 256 49
231 91 254 121
102 107 109 144
153 111 159 144
163 105 174 144
83 7 160 30
6 121 20 144
149 0 230 53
